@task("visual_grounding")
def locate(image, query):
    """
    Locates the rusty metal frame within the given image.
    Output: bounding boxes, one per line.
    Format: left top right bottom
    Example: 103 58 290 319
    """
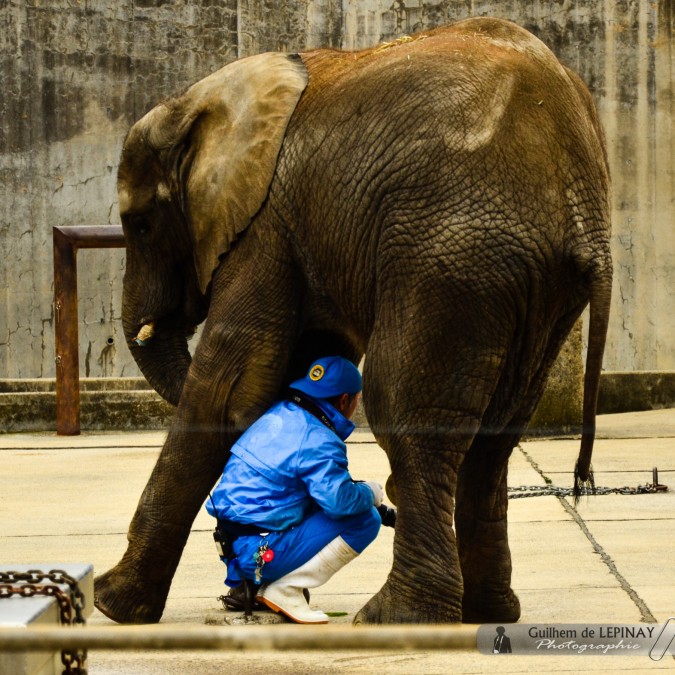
53 225 125 435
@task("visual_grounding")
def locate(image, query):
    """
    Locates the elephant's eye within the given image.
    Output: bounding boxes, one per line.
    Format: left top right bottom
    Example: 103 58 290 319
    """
128 214 151 236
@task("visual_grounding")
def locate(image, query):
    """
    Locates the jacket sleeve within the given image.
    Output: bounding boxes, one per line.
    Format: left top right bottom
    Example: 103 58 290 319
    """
296 427 374 518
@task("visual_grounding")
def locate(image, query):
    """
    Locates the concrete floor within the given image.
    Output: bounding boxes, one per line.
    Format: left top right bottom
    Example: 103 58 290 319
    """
1 409 674 673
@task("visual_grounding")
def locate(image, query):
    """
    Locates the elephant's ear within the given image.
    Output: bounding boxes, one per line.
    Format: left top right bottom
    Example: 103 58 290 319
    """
178 53 308 293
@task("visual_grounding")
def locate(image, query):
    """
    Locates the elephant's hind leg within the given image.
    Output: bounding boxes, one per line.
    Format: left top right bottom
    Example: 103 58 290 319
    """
455 431 522 623
456 314 584 623
354 298 511 624
355 425 471 623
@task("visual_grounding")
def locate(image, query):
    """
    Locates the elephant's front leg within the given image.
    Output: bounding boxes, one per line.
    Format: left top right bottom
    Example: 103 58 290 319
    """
95 250 300 624
455 435 521 623
94 407 231 623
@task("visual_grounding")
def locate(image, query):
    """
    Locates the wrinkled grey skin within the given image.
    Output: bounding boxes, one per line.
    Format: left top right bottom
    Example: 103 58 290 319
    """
95 18 612 625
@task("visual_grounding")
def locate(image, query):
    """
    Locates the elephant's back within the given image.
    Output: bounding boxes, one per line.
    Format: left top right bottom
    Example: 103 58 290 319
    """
292 22 606 224
277 18 609 327
297 17 600 171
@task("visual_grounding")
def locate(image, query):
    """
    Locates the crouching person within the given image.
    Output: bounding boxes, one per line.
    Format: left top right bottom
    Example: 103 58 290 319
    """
206 356 383 624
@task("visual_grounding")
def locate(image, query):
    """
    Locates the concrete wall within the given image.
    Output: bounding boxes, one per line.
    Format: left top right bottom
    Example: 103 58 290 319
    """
1 0 673 382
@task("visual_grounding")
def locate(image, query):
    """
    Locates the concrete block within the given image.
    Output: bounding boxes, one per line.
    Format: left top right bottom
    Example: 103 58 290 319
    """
527 321 584 436
0 563 94 675
2 368 674 434
0 379 174 433
598 371 675 413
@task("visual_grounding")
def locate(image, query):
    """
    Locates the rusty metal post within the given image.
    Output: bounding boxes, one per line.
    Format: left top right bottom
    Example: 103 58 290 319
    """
52 226 125 435
53 228 80 435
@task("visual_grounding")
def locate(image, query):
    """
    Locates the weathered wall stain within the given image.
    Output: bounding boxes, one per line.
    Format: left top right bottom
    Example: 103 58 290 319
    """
0 0 672 380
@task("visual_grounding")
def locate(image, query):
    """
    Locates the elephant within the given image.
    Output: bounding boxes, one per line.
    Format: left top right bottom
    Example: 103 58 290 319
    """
94 16 612 625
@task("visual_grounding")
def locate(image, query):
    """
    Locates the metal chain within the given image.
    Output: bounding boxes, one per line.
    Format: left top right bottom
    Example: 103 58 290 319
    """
0 569 86 624
0 583 72 617
0 570 87 674
508 483 668 499
509 466 668 499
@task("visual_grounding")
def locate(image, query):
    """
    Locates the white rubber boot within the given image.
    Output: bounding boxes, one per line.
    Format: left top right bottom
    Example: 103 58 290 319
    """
258 536 358 624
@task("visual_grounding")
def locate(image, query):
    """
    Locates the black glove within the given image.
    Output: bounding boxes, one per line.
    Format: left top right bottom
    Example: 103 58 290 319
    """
377 503 397 528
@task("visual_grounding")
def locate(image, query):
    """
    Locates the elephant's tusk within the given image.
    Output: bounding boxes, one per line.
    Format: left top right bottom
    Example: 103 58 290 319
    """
134 322 155 347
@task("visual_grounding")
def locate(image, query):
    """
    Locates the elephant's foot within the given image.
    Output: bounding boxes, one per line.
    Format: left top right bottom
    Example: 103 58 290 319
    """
462 586 521 624
94 562 170 624
354 581 462 624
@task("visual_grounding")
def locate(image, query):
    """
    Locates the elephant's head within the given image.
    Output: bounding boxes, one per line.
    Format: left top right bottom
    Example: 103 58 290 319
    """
118 53 308 404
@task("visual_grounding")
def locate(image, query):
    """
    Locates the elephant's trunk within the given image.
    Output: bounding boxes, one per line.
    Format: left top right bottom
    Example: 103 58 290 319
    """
122 301 192 407
574 264 613 502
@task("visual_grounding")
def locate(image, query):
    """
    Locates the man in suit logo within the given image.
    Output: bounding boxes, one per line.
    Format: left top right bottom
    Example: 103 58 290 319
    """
493 626 512 653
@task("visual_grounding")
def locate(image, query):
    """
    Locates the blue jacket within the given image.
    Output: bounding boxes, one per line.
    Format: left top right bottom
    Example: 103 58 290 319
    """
206 396 374 531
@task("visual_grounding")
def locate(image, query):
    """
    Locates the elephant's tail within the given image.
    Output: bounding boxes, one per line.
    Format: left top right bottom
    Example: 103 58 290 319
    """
574 265 612 504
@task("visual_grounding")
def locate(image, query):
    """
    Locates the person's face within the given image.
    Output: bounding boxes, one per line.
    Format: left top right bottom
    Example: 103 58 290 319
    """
344 392 361 419
336 392 361 419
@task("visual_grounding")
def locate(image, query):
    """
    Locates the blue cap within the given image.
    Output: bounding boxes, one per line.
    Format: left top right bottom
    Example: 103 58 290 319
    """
289 356 362 399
